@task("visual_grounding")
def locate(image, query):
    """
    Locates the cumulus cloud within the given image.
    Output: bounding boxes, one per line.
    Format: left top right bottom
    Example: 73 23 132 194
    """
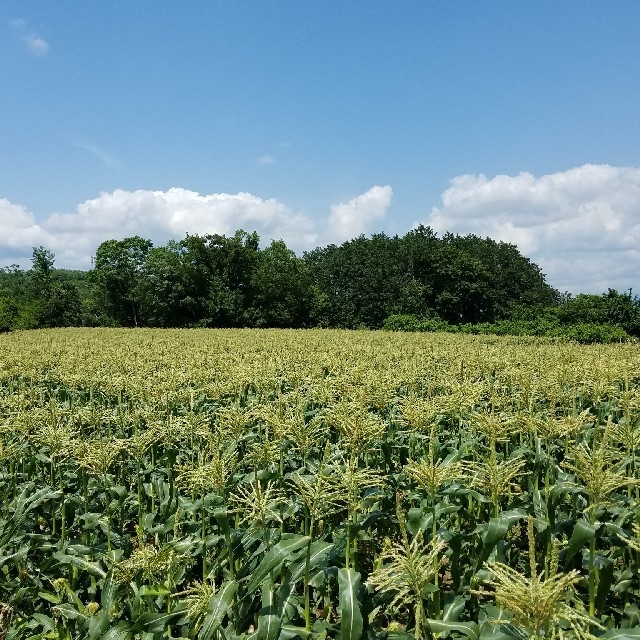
0 185 393 270
326 185 393 244
0 198 51 254
0 189 322 269
424 164 640 294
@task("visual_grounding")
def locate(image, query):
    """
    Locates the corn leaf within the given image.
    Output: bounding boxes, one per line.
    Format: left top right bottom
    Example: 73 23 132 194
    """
246 534 309 595
338 568 363 640
198 579 238 640
255 613 281 640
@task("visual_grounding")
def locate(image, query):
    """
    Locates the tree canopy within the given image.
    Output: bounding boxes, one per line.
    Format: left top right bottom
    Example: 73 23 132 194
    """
1 226 637 342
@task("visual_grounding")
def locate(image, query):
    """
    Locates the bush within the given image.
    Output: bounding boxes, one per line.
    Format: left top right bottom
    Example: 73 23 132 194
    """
383 314 631 343
561 322 629 344
556 290 640 336
0 297 18 331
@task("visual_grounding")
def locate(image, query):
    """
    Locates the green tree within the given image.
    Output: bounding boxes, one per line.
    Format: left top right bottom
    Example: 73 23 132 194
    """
400 230 557 324
304 234 424 328
178 231 260 327
136 242 194 327
11 248 84 328
0 265 28 330
29 247 55 298
0 297 17 330
91 236 153 326
556 289 640 336
250 239 312 327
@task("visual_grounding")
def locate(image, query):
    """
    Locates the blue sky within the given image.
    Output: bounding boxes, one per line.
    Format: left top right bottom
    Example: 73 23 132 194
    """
2 2 640 293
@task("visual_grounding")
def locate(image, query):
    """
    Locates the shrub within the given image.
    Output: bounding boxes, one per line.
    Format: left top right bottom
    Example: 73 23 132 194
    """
561 322 629 344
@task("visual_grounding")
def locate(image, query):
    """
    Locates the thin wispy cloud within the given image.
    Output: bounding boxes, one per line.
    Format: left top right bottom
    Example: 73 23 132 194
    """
24 33 50 57
10 18 50 57
258 155 275 166
72 142 120 170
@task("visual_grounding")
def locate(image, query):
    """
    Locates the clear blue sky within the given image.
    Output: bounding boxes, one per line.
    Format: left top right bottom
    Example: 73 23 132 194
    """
2 2 640 293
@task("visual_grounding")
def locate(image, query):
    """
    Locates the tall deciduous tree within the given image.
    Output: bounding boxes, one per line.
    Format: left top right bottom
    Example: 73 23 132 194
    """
91 236 153 326
136 242 191 327
177 230 260 327
23 247 82 328
304 234 419 328
250 239 312 327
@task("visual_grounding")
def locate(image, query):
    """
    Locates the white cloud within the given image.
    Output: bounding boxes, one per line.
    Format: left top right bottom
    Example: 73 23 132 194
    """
0 198 51 254
424 164 640 294
10 19 50 57
23 33 49 56
326 185 393 244
0 189 321 269
257 155 274 165
0 185 393 270
5 173 640 295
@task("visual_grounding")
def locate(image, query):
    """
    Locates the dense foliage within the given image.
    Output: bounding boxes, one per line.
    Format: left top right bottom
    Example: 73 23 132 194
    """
1 328 639 639
1 228 638 341
0 228 557 329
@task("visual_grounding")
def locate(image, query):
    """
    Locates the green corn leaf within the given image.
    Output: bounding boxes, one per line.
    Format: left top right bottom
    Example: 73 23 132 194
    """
275 578 298 622
136 585 172 597
338 568 363 640
39 590 61 604
0 545 29 569
54 603 90 624
563 519 598 565
100 572 118 614
132 611 183 633
87 612 111 640
477 625 520 640
287 540 334 584
442 595 467 622
99 621 133 640
86 573 121 640
596 557 615 614
198 579 238 640
407 506 432 535
476 510 526 564
426 619 480 640
53 552 107 579
261 579 275 610
247 534 309 595
255 613 281 640
32 613 55 631
498 623 530 640
531 490 547 528
279 624 312 639
0 485 62 548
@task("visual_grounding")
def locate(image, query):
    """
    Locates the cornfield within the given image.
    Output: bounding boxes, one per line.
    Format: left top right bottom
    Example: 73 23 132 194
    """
0 328 639 640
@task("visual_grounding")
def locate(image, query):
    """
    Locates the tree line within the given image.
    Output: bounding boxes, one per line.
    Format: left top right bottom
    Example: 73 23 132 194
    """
1 226 639 341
